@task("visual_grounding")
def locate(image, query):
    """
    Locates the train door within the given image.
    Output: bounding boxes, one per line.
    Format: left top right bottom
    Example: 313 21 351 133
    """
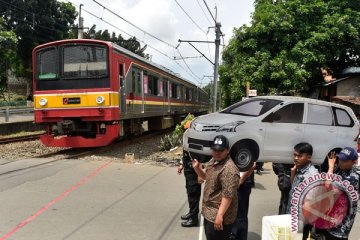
118 63 126 114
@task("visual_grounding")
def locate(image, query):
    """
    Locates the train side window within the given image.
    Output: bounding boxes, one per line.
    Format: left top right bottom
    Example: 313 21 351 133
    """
158 80 163 96
119 64 124 88
169 83 172 98
136 72 141 94
148 74 159 96
172 84 178 99
163 80 168 97
132 70 136 93
143 72 148 95
177 85 181 99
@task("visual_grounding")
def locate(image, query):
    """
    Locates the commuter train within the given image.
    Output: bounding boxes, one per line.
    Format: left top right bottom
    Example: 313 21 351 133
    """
32 39 209 147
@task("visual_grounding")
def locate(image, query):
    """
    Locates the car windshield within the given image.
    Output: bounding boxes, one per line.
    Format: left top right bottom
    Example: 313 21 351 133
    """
221 98 282 116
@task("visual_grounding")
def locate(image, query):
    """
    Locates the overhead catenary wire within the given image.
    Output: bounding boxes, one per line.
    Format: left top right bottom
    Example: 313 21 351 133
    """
202 0 216 23
173 0 207 35
81 7 202 84
196 0 212 26
174 0 213 61
64 0 206 84
91 0 176 49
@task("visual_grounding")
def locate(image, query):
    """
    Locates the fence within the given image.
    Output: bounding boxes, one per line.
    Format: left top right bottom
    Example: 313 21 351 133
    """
0 107 34 123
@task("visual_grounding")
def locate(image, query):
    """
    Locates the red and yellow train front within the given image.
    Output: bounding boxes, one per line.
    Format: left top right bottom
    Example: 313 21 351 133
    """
33 40 120 147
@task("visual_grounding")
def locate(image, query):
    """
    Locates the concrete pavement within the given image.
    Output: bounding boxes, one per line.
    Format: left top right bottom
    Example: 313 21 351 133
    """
0 160 359 239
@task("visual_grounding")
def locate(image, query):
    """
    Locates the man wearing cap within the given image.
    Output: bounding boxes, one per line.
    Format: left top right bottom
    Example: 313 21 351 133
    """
192 135 239 240
316 147 359 240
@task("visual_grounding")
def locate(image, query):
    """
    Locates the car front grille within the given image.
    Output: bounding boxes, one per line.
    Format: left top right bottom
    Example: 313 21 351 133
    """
200 124 220 132
188 138 212 147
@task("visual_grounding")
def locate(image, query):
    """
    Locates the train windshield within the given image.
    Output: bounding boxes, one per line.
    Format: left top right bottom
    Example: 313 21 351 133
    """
63 45 107 79
35 44 110 90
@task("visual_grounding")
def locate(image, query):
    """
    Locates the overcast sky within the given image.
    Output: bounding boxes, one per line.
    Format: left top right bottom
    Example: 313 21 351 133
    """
62 0 255 86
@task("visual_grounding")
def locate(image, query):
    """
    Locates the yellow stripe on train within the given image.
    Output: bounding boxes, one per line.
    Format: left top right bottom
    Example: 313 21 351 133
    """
126 100 195 106
34 92 197 109
34 92 119 109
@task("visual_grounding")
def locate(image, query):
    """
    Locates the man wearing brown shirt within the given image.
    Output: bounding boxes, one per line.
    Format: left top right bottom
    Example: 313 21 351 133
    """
192 135 239 240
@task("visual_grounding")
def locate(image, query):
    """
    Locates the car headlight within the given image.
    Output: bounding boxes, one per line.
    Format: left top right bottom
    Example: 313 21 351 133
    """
96 96 105 104
39 98 47 106
216 121 244 132
190 118 197 129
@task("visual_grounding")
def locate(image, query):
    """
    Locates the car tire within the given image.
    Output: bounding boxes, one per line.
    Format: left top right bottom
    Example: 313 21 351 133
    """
233 147 255 171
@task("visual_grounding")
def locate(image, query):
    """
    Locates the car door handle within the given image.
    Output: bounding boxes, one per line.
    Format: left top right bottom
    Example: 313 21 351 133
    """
328 129 336 133
294 126 302 131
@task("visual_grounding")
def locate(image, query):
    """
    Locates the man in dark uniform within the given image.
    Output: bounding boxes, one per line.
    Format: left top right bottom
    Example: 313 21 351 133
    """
272 163 293 215
177 150 202 227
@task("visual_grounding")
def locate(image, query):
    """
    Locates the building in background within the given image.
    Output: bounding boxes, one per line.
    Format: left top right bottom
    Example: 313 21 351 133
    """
310 67 360 115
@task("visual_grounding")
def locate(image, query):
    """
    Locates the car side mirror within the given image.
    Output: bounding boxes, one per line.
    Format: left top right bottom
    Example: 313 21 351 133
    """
263 112 281 122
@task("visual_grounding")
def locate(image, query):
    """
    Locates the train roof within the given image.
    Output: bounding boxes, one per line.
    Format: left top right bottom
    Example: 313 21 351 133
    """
109 42 201 89
34 39 206 93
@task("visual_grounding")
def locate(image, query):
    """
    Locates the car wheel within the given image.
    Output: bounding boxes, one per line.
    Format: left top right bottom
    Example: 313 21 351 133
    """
233 147 255 171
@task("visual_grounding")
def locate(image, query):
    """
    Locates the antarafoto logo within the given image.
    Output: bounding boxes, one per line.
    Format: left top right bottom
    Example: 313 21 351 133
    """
290 172 358 233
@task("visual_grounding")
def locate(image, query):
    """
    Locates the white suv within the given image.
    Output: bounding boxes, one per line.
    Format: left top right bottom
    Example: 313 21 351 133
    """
183 96 359 171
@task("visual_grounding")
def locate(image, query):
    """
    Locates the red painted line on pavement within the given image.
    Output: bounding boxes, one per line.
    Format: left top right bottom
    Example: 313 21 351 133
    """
0 161 112 240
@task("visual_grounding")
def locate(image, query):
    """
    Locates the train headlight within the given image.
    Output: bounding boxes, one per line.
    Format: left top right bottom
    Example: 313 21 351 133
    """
96 96 105 104
39 98 47 106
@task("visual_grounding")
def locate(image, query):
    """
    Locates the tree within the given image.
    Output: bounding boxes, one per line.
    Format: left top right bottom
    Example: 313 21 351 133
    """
0 0 77 78
0 17 17 99
82 24 148 58
220 0 360 106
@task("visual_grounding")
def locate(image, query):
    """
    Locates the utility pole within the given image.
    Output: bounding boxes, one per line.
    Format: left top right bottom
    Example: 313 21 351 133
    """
177 6 222 112
213 21 221 112
78 4 84 39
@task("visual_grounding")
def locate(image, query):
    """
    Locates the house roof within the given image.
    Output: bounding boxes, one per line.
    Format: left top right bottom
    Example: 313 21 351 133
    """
319 76 351 87
332 96 360 106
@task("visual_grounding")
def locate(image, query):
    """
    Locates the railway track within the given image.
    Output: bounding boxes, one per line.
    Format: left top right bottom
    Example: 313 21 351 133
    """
0 133 44 144
0 129 173 177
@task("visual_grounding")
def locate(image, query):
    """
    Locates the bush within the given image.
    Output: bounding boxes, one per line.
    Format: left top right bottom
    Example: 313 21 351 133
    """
159 113 195 151
159 134 182 151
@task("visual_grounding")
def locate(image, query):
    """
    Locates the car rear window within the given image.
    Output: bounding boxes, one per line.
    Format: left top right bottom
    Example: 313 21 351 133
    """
306 104 333 126
333 107 354 127
221 98 282 117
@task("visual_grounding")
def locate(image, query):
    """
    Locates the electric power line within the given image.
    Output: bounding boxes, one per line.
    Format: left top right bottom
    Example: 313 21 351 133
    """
173 0 207 35
174 0 213 62
91 0 176 49
202 0 216 23
81 7 202 84
196 0 212 26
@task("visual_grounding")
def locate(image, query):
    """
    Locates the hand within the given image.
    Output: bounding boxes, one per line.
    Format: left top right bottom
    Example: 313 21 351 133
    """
291 165 297 173
238 177 244 188
327 151 336 171
192 159 200 169
198 176 204 184
214 214 223 231
177 165 183 175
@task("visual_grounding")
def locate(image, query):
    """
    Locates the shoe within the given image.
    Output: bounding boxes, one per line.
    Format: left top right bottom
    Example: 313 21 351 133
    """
181 213 191 220
181 218 199 227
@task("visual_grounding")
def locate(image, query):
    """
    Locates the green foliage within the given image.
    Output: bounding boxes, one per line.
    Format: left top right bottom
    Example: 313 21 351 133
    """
159 134 182 151
81 25 148 58
0 100 26 107
159 114 195 151
0 17 17 95
0 0 77 78
220 0 360 106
